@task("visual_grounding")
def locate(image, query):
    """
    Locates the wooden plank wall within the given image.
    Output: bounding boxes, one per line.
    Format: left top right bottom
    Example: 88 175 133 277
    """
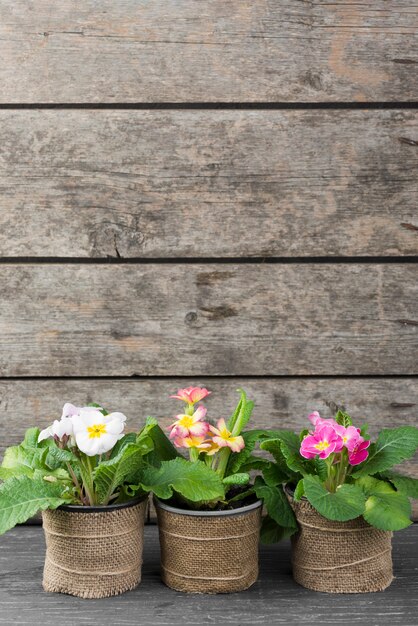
0 2 417 480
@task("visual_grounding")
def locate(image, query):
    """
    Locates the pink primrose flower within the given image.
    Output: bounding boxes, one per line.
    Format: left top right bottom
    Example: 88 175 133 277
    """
300 424 342 460
170 387 211 405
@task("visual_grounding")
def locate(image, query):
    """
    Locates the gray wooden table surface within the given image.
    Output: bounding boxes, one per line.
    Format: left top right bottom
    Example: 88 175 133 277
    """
0 525 417 626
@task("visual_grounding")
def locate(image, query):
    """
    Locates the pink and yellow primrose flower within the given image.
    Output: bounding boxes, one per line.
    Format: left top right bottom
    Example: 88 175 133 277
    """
348 438 370 465
300 424 343 459
209 418 245 453
173 434 211 451
169 405 209 439
170 387 211 405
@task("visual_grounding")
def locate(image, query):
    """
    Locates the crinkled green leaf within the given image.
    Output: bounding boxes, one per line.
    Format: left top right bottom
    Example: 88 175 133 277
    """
260 515 297 544
262 462 289 487
228 429 273 474
335 410 353 428
353 427 418 477
93 443 146 504
313 458 328 482
140 458 225 502
356 475 412 530
304 475 366 522
109 433 137 459
382 472 418 499
293 478 305 501
222 473 250 486
143 418 180 467
254 479 297 530
0 476 67 535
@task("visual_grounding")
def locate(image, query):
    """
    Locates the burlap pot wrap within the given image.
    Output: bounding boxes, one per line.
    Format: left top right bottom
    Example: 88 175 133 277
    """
288 492 393 593
42 497 147 598
155 498 262 594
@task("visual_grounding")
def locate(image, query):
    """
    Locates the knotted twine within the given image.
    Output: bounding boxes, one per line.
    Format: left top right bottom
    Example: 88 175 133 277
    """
155 500 262 594
288 495 393 593
42 498 147 598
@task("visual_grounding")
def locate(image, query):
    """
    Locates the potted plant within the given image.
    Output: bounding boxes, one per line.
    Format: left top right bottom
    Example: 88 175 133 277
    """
256 410 418 593
133 387 285 594
0 402 162 598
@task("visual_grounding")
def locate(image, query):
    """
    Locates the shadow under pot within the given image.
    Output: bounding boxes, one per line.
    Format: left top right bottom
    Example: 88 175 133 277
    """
285 487 393 593
155 498 262 594
42 496 147 598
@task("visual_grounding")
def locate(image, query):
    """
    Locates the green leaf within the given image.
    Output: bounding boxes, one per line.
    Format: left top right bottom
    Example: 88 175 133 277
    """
0 476 67 535
1 442 47 473
143 418 180 467
254 479 297 530
382 472 418 499
294 478 305 501
313 458 328 482
356 476 412 531
262 462 289 487
260 515 297 544
222 473 250 486
280 441 307 475
109 433 137 459
364 492 412 531
139 458 225 503
93 443 146 504
304 475 366 522
87 402 108 415
335 410 353 428
23 428 41 448
228 429 272 474
228 487 256 503
227 389 254 435
353 427 418 477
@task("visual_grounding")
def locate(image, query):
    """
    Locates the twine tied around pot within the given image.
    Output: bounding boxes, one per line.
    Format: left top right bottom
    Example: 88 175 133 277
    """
155 499 262 594
288 494 393 593
42 498 147 598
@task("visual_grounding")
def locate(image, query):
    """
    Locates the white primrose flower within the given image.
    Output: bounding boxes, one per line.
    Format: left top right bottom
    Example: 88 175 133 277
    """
72 407 127 456
38 402 80 443
38 416 75 443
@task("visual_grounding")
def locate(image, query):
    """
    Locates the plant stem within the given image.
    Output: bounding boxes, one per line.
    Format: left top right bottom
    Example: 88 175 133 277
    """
66 462 82 500
216 447 231 479
79 454 96 506
190 448 199 462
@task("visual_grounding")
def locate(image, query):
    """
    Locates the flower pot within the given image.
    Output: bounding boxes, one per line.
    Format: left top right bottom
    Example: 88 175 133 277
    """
42 497 147 598
155 498 262 594
286 490 393 593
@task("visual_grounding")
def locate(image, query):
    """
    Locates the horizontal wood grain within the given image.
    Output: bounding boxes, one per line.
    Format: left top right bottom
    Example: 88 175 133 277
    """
0 110 417 258
1 526 417 623
0 263 416 377
1 377 417 475
1 1 417 102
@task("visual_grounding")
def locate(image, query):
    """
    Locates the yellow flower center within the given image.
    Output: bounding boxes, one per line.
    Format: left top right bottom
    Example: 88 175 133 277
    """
314 440 330 451
219 427 232 440
87 423 107 439
343 436 348 443
178 415 194 429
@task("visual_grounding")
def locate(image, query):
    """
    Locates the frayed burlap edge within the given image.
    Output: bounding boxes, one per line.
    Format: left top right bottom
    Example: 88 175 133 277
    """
42 498 147 599
287 493 394 593
155 500 262 594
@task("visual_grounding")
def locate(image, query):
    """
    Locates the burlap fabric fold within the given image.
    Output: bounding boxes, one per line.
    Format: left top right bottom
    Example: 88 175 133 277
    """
42 498 147 598
155 499 262 594
288 495 393 593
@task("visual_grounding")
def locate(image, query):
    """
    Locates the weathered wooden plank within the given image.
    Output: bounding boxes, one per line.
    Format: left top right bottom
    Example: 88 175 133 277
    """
1 1 417 102
0 110 417 258
0 525 417 624
0 264 416 376
1 378 417 475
